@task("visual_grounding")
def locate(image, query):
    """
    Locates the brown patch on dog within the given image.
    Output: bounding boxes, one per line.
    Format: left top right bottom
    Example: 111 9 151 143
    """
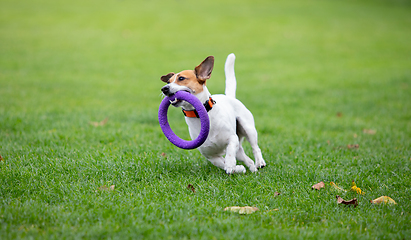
173 70 205 94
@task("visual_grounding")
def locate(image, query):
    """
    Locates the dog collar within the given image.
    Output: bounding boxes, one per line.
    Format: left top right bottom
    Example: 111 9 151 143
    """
182 97 215 118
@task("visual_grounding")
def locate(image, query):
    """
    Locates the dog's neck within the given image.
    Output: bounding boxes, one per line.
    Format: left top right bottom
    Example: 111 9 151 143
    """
183 85 211 110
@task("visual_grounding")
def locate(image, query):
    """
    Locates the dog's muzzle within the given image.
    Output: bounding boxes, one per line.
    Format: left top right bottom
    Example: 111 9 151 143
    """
161 85 182 106
161 85 172 96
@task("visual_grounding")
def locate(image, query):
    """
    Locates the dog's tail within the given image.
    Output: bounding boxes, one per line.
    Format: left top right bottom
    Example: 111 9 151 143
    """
224 53 236 98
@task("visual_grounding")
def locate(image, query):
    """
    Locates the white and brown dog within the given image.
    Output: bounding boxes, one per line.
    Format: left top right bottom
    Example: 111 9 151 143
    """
161 54 266 174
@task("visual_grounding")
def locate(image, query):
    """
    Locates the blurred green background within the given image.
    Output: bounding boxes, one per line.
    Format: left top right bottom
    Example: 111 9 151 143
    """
2 0 410 117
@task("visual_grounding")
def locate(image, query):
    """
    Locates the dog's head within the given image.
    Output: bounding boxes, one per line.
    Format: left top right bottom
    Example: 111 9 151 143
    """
160 56 214 107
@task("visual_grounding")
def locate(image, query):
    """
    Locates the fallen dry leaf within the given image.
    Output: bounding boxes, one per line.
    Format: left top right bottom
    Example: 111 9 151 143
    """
337 112 343 117
0 155 3 161
96 185 115 192
312 181 325 190
363 129 377 135
347 144 359 149
161 152 166 157
224 206 259 214
330 182 347 192
187 184 195 193
90 117 109 127
351 180 364 194
370 196 397 205
336 195 358 207
274 192 281 197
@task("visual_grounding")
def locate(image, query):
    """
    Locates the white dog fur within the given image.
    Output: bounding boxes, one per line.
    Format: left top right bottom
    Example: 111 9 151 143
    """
161 54 266 174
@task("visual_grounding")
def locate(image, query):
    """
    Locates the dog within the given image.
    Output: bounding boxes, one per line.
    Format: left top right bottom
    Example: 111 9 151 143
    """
160 54 266 174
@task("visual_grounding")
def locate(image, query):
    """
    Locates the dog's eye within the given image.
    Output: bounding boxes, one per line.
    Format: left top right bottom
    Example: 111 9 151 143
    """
178 76 185 81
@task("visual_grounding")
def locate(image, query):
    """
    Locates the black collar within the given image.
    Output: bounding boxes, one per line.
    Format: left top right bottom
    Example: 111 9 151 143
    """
182 97 216 118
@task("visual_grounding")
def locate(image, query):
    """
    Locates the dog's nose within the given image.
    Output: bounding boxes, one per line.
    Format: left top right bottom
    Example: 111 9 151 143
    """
161 85 170 96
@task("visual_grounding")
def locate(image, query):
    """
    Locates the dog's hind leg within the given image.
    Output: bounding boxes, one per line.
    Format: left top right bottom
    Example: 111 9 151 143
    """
251 142 266 169
236 145 258 172
237 117 267 169
246 129 266 169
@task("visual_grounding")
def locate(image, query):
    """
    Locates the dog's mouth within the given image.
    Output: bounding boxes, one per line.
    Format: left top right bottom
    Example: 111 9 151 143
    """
167 89 192 106
169 97 182 106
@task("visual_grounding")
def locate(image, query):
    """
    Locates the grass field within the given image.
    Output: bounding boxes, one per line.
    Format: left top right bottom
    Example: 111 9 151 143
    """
1 0 411 239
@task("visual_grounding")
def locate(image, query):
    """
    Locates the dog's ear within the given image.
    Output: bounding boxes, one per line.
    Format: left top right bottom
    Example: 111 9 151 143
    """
161 72 175 83
194 56 214 84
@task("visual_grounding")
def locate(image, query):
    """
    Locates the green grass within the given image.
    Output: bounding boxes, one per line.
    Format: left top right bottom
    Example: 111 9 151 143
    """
1 0 411 239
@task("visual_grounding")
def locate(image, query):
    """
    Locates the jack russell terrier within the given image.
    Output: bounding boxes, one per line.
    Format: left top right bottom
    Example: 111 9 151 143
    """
160 54 266 174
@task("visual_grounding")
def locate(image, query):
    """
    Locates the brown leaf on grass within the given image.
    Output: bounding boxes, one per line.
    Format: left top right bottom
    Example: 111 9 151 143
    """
187 184 195 193
224 206 259 214
96 185 115 192
370 196 397 205
160 152 166 157
347 144 359 149
336 195 358 207
274 192 281 197
90 117 109 127
363 129 376 135
312 181 325 190
0 155 3 161
337 112 343 117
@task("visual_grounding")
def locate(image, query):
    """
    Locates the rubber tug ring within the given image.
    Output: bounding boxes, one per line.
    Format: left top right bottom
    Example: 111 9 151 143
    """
158 91 210 149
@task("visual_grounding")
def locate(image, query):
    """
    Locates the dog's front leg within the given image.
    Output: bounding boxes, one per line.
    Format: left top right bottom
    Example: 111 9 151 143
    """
224 136 246 174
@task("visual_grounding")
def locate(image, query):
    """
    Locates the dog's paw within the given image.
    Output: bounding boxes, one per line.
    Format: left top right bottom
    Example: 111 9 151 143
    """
255 160 267 169
235 165 246 174
225 165 246 174
249 165 258 173
225 166 235 174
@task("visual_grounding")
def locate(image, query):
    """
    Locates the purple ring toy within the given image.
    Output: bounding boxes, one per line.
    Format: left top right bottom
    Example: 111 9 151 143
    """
158 91 210 149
